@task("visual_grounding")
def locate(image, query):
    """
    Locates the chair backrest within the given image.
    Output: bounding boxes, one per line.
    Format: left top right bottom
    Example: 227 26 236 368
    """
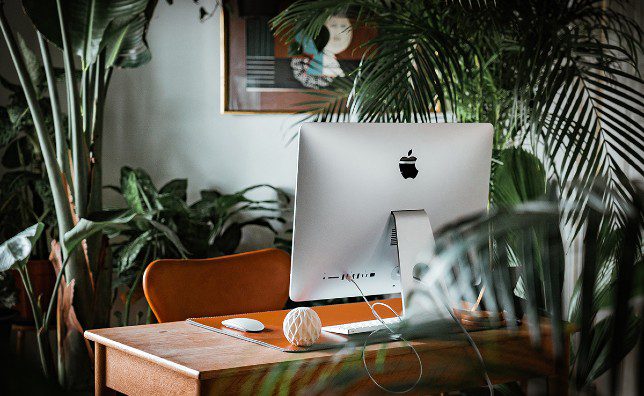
143 248 291 322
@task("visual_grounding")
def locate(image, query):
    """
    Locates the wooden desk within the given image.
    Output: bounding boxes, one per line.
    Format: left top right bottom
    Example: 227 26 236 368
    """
85 301 568 395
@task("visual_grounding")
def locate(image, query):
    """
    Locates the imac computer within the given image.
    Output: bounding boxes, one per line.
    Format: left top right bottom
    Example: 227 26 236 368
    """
289 123 494 322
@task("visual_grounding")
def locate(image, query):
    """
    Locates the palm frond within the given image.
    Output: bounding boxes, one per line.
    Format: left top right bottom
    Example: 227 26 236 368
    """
274 0 644 236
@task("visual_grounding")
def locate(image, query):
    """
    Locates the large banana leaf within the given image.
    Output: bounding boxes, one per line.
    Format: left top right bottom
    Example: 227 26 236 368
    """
22 0 150 68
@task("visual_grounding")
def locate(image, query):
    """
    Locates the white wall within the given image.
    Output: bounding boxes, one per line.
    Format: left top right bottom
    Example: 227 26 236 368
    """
103 1 300 202
102 2 303 248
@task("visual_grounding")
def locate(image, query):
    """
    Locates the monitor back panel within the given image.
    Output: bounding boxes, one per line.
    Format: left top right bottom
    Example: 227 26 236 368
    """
290 123 493 301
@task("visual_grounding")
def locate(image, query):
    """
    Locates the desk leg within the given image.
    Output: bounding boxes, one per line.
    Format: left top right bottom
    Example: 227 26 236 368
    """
95 344 116 396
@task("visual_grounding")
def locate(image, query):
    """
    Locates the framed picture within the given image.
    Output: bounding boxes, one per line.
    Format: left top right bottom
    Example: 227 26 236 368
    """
221 0 376 114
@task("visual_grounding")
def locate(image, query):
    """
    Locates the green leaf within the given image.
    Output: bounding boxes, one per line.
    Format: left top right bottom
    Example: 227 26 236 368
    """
16 33 45 97
149 220 188 257
156 193 188 213
575 313 641 385
120 166 159 213
116 230 152 273
22 0 150 68
492 148 546 207
104 12 152 68
0 107 17 146
121 168 144 213
64 210 138 254
102 17 133 68
159 178 188 201
0 223 44 271
215 223 242 256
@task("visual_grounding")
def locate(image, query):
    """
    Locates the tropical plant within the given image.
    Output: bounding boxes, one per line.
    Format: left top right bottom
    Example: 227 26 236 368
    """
0 224 53 374
0 0 166 388
64 166 289 326
272 1 643 392
272 0 643 234
240 185 641 395
0 66 59 258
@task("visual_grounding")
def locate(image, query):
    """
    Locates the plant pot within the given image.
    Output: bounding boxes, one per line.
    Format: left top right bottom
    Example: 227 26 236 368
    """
0 308 18 354
453 301 507 330
13 259 55 324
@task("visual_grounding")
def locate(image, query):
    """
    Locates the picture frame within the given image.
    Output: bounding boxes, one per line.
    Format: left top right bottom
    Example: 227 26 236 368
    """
220 0 375 114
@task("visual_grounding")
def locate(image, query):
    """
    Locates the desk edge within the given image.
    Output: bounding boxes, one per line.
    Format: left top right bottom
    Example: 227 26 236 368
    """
84 330 201 379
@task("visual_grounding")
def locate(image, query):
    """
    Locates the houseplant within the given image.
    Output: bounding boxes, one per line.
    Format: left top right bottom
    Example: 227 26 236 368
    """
273 0 643 231
0 0 170 388
0 224 50 375
65 166 289 326
242 183 641 395
273 0 643 392
1 65 59 324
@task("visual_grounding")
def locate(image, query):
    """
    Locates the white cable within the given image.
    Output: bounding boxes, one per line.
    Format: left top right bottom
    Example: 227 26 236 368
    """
415 281 494 395
346 277 423 394
445 302 494 395
349 274 493 395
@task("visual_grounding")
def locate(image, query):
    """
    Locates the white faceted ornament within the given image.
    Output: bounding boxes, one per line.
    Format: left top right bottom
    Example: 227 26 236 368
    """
283 307 322 347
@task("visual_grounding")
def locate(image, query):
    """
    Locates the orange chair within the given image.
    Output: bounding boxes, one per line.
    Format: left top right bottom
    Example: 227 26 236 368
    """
143 248 291 323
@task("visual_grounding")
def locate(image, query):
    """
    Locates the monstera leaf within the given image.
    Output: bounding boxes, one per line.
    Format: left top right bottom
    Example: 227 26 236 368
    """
22 0 150 68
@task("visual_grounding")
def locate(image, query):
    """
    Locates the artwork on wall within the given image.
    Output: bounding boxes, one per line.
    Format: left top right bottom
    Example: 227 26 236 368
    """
221 0 376 113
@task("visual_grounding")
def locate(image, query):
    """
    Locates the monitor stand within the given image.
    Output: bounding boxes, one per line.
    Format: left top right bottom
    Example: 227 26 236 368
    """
391 210 435 317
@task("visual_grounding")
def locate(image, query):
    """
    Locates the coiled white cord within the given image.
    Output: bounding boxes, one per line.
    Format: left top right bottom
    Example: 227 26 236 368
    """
346 277 423 393
347 276 493 395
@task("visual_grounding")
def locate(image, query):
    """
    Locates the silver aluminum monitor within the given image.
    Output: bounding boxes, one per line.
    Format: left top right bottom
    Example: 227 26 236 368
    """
289 122 494 302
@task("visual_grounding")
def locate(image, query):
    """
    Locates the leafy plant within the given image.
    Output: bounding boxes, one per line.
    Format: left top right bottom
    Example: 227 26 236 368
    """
0 56 60 257
273 0 643 235
0 224 54 376
0 0 167 388
65 166 289 326
249 186 640 395
274 1 643 392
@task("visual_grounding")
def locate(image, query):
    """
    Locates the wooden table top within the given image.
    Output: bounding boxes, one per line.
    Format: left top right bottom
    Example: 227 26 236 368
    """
85 300 549 382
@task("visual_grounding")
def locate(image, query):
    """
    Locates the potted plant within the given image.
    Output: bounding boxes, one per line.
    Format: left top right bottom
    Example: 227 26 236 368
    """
0 224 50 373
273 0 643 391
0 0 171 388
65 166 290 325
0 68 59 325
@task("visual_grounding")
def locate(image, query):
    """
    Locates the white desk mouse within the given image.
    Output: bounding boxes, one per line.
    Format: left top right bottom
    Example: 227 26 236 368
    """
221 318 265 332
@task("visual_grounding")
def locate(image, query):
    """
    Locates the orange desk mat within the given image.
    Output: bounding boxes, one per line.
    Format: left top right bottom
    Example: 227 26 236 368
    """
187 298 402 353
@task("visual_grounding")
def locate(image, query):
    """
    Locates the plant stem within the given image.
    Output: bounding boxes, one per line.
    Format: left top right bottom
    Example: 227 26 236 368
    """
52 0 95 333
55 0 88 220
123 265 146 327
0 5 75 241
17 267 51 379
37 32 71 183
43 253 73 331
89 53 106 214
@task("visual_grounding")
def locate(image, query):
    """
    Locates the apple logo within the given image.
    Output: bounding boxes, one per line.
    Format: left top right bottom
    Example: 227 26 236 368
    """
399 149 418 179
